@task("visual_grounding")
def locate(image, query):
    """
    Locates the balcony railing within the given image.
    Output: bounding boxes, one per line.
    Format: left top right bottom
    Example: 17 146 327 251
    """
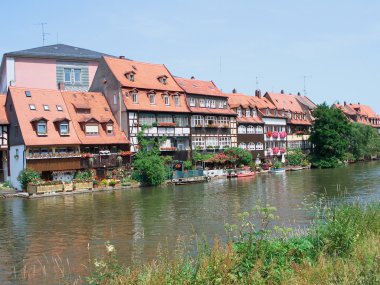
26 153 82 160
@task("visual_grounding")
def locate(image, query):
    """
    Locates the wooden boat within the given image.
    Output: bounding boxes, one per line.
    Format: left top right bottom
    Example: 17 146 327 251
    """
237 171 256 178
227 173 238 178
290 167 303 171
271 168 286 173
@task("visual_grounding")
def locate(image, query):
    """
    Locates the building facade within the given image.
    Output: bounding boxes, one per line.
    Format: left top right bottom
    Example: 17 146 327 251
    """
175 77 237 150
0 94 9 181
0 44 112 93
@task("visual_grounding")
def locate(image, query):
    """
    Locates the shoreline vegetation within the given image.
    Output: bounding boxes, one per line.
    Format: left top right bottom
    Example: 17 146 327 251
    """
84 203 380 285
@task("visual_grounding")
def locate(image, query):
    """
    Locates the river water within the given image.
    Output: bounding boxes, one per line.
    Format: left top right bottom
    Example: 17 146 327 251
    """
1 161 380 284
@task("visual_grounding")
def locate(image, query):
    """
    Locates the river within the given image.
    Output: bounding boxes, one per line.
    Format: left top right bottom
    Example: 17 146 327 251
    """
1 161 380 284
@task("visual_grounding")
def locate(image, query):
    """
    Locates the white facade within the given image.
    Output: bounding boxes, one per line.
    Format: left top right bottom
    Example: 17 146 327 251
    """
9 145 25 190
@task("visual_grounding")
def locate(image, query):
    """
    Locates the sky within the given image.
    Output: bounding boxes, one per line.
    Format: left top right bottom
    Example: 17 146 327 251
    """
1 0 380 112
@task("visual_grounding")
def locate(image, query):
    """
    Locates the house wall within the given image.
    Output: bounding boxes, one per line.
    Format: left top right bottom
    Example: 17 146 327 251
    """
5 93 24 146
14 58 57 89
9 145 25 190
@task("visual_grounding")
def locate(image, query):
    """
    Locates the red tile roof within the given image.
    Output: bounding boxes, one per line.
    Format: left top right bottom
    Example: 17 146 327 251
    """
122 88 190 113
0 94 9 124
265 92 304 113
237 116 263 124
349 104 378 118
62 91 129 145
104 56 183 92
175 77 225 96
8 87 81 146
225 93 275 110
334 103 357 116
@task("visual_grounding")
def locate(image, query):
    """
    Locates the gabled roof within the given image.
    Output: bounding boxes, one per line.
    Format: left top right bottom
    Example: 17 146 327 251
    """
264 92 305 113
8 87 81 146
5 44 112 61
334 103 357 116
225 93 275 110
61 91 129 145
349 104 378 118
0 94 9 124
103 56 183 92
174 77 224 97
294 95 317 110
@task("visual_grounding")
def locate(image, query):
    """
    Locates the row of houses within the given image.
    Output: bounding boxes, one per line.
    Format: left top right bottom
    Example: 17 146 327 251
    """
1 44 380 189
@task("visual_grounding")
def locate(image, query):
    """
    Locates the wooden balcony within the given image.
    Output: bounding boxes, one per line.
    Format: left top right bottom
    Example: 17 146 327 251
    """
80 154 130 169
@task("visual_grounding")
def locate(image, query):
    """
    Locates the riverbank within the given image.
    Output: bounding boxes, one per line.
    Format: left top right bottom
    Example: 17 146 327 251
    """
87 203 380 285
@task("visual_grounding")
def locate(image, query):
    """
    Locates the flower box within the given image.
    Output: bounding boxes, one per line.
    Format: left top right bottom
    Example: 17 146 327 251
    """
27 183 63 194
158 122 176 127
74 181 93 191
160 147 177 151
63 182 74 192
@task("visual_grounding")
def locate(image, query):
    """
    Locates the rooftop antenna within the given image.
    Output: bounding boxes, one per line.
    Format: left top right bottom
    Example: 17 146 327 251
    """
37 22 48 46
255 76 263 90
302 75 312 95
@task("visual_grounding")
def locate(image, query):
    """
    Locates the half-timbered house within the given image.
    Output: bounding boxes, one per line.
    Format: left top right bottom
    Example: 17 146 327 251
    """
0 94 9 181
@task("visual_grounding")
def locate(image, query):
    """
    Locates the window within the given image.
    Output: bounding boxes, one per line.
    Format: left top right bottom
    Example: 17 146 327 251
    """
56 105 63 111
164 95 170 106
274 109 278 116
125 72 135 81
211 100 216 108
64 68 82 84
239 143 246 149
205 99 211 108
174 96 180 107
132 92 138 103
140 114 156 125
85 125 99 135
174 115 188 127
192 137 205 149
247 125 255 134
206 137 218 147
218 100 224 108
256 126 263 134
159 76 167 84
282 111 285 117
206 116 217 125
191 115 204 127
218 117 229 125
60 122 69 135
256 142 264 150
189 97 196 107
246 109 250 117
149 94 156 104
43 105 50 111
29 104 36 110
106 124 113 134
288 112 292 119
252 109 257 117
237 107 242 117
238 125 247 134
266 108 270 116
248 143 256 150
25 91 31 97
219 137 231 147
37 121 47 135
113 94 117 105
157 115 173 123
303 114 306 120
199 99 205 107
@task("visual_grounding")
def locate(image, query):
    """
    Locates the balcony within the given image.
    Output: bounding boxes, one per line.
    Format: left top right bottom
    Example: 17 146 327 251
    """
26 153 82 160
80 153 131 169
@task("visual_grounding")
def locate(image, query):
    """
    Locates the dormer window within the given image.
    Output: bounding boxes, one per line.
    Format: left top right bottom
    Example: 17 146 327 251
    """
174 95 180 107
237 107 242 117
189 97 195 107
37 121 47 135
85 124 99 135
265 108 269 116
130 91 138 103
164 95 170 106
252 109 257 117
43 105 50 111
246 109 250 117
149 93 156 105
60 122 69 135
158 75 168 84
211 100 216 108
106 124 113 134
199 99 205 107
274 109 278 116
288 111 292 118
282 111 285 117
125 71 135 82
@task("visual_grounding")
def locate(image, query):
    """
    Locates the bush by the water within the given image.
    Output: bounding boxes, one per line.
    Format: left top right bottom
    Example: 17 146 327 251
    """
86 203 380 285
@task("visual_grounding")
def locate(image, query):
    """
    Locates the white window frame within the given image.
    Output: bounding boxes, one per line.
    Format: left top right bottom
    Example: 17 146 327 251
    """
149 94 156 105
206 137 218 147
256 142 264 150
218 117 229 125
252 109 257 117
248 143 256 150
237 107 242 117
210 100 216 108
37 121 47 135
140 114 156 125
132 92 138 103
246 109 250 117
238 125 246 134
106 124 114 134
174 95 180 107
247 125 255 134
60 122 69 135
219 137 231 147
218 100 224 108
199 99 205 107
85 124 99 135
239 143 247 149
191 115 204 127
256 126 263 134
192 137 205 149
189 97 196 107
164 95 170 106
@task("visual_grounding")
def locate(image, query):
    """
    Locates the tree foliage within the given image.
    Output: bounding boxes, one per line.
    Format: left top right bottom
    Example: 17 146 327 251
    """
349 123 380 160
132 128 169 186
310 104 352 168
223 147 252 167
17 168 41 190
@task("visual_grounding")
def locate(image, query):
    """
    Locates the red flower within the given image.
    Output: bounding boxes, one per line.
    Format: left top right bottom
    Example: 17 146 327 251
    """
272 131 279 138
267 131 273 138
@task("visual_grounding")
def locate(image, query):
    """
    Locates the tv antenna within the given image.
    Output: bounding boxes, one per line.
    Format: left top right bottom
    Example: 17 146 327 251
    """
255 76 263 90
37 22 49 46
302 75 312 95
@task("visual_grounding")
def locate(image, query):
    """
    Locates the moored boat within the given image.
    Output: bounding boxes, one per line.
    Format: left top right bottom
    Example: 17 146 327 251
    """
237 171 256 177
271 168 286 173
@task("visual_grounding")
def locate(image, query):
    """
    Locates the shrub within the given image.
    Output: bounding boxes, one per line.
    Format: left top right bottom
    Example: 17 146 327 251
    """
17 168 41 190
108 179 116 187
183 160 193 170
100 179 108 187
75 170 93 182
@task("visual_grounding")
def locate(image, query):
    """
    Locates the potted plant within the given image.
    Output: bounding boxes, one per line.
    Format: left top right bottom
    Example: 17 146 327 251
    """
109 179 116 188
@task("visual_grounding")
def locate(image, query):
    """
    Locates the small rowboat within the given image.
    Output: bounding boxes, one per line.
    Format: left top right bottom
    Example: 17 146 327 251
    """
237 171 256 177
271 168 286 173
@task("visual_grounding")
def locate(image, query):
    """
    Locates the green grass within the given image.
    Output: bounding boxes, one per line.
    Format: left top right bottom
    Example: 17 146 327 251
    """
86 203 380 285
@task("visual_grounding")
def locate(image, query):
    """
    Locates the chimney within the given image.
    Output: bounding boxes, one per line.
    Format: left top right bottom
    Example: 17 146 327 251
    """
232 88 237 94
297 92 301 96
344 101 346 106
119 55 125 59
280 89 284 94
58 82 65 90
255 89 262 98
358 102 360 105
190 76 195 79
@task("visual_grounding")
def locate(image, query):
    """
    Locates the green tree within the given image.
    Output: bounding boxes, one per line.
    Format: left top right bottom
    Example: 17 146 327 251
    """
132 128 169 186
224 147 252 167
310 103 352 168
17 168 41 190
349 123 380 160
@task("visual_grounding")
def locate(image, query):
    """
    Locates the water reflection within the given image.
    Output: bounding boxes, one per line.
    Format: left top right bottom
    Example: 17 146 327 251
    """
0 162 380 284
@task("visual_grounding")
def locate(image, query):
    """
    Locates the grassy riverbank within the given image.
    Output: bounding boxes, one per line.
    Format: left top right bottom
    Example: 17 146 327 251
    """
86 203 380 285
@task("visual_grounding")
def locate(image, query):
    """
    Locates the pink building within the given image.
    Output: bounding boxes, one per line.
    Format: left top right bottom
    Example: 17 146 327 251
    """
0 44 113 93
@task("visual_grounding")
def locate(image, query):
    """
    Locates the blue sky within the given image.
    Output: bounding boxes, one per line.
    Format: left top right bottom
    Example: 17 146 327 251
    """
1 0 380 112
